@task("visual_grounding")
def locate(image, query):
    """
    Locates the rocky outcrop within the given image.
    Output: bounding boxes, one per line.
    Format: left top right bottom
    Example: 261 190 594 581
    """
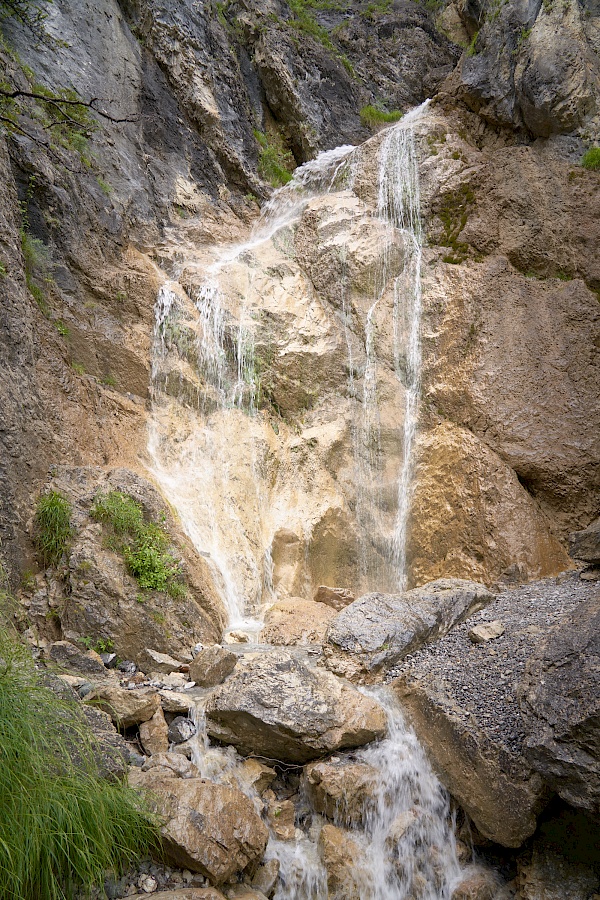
323 578 494 682
518 592 600 816
129 767 268 883
569 517 600 565
205 651 387 763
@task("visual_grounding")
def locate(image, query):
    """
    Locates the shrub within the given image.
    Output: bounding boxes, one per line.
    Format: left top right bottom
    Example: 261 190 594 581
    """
0 627 159 899
91 491 184 597
359 104 403 129
34 491 72 568
581 147 600 170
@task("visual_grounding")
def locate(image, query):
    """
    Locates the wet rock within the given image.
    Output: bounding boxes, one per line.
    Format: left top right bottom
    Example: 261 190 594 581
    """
516 839 600 899
518 593 600 815
469 621 505 644
303 759 378 826
569 517 600 565
236 759 277 796
313 586 356 612
92 685 161 729
451 867 503 900
225 631 251 644
129 767 268 883
48 640 106 676
324 579 494 682
260 598 336 646
168 716 196 744
266 797 296 841
142 752 199 779
159 689 194 715
318 824 363 900
188 645 237 687
139 706 170 756
251 859 280 898
205 651 386 764
145 648 185 675
225 888 268 900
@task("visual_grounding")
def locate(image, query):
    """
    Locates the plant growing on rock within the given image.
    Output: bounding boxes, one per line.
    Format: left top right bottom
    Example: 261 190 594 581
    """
254 129 294 187
34 490 73 567
581 147 600 170
359 104 403 129
91 491 185 597
0 626 159 899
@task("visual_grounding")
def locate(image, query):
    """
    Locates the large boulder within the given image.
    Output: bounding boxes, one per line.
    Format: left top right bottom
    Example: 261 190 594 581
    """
189 645 237 687
303 759 379 826
129 767 268 884
518 593 600 815
205 651 387 764
568 517 600 565
260 598 337 646
323 579 494 682
91 685 161 729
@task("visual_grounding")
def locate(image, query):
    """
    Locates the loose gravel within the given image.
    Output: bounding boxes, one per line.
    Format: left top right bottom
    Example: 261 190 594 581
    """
388 570 597 757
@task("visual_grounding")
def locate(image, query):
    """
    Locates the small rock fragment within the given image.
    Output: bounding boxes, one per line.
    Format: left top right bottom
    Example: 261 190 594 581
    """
145 648 185 674
140 707 170 756
168 715 196 744
313 585 355 611
469 621 505 643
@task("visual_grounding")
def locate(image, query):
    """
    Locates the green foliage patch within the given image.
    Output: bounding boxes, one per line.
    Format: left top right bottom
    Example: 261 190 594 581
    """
581 147 600 170
34 491 72 568
437 183 475 264
359 105 403 129
0 627 159 900
254 129 294 187
91 491 185 596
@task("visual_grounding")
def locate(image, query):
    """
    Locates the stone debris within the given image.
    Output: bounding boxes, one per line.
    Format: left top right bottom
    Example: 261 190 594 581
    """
468 621 505 643
313 586 356 612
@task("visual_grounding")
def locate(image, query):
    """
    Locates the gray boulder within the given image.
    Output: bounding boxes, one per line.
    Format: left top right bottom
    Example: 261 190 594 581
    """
323 579 494 682
205 651 387 764
518 593 600 816
568 517 600 565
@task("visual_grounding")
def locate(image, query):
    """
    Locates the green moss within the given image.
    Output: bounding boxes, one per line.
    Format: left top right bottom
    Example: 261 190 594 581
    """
34 491 73 568
100 373 118 387
91 491 185 597
359 104 403 129
0 626 159 900
437 183 475 264
466 31 479 56
581 147 600 170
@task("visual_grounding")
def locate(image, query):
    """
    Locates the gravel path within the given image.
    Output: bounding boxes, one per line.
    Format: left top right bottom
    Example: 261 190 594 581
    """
388 570 597 756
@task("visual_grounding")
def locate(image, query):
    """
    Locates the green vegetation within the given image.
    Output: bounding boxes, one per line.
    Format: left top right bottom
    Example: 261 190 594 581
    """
581 147 600 170
360 0 392 19
81 635 115 654
34 491 72 568
0 261 6 276
96 176 112 195
254 129 294 187
71 361 85 376
437 183 475 264
54 319 69 337
91 491 185 596
99 373 118 388
466 31 479 56
0 626 158 900
359 105 403 129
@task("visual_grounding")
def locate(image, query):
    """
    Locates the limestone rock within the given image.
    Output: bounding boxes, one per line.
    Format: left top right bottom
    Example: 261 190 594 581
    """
393 675 549 847
260 598 337 646
236 759 277 796
313 586 356 612
129 767 268 883
189 645 237 687
303 759 378 826
569 518 600 565
142 752 199 779
159 689 194 714
251 859 280 898
129 890 226 900
139 706 169 756
144 648 185 674
205 651 387 764
451 867 503 900
48 641 106 676
324 579 494 682
518 593 600 815
266 797 296 841
92 685 161 729
82 706 130 781
318 824 363 900
469 621 505 644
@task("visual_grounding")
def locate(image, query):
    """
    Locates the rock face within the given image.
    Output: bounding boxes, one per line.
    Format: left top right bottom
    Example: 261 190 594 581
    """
518 593 600 816
323 579 494 681
569 517 600 565
129 767 268 883
205 651 387 763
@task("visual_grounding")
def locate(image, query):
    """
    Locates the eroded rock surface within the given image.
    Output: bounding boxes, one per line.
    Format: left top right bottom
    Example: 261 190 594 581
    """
205 651 387 763
260 598 337 646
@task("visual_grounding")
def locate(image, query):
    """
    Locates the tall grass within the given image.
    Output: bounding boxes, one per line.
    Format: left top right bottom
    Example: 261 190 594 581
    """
0 628 160 899
581 147 600 170
359 104 403 129
34 491 73 567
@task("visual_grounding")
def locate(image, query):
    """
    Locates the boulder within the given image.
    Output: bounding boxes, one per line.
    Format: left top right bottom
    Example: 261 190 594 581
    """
451 867 503 900
518 593 600 815
324 579 494 682
393 675 549 847
260 598 337 646
303 759 379 826
313 586 356 612
144 648 185 674
139 706 169 756
91 685 161 728
82 706 130 780
129 891 226 900
569 517 600 565
251 859 280 898
129 767 268 883
236 759 277 796
318 824 363 900
142 752 199 779
48 640 106 676
468 621 505 644
205 651 387 764
189 645 237 687
159 689 194 714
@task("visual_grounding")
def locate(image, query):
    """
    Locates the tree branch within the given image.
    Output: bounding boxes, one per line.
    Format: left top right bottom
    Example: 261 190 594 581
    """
0 88 138 125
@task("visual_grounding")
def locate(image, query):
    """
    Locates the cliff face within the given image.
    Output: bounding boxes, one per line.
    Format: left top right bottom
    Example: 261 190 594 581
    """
0 0 598 600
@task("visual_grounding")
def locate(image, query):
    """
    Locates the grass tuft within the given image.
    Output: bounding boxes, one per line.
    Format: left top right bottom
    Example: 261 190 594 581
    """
34 491 73 568
0 627 159 900
581 147 600 170
359 104 403 129
253 129 294 187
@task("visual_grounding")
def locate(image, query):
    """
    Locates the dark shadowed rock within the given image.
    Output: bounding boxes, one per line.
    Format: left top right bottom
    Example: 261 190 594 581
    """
205 651 387 764
518 592 600 815
323 579 494 682
569 517 600 565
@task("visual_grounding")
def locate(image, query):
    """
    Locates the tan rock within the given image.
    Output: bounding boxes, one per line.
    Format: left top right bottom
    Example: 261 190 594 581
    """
144 648 185 674
469 621 505 644
318 824 363 900
159 689 194 714
189 645 237 687
251 859 280 898
128 891 226 900
451 867 503 900
260 598 337 646
236 759 277 796
303 759 378 826
129 768 268 883
142 752 199 779
313 585 356 612
225 888 268 900
266 797 296 841
92 685 161 728
139 706 169 755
